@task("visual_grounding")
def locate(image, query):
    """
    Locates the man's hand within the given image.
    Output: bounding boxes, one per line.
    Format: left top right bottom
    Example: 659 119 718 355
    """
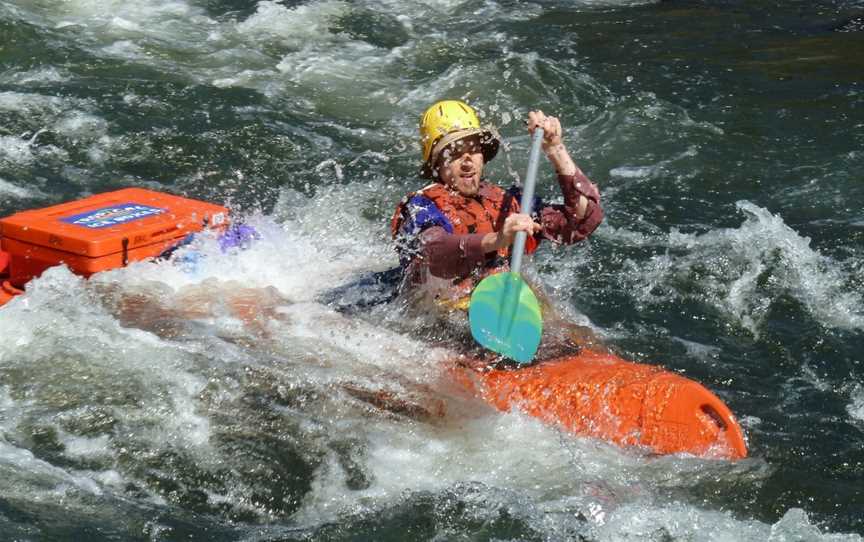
481 213 540 254
527 110 563 151
527 110 577 177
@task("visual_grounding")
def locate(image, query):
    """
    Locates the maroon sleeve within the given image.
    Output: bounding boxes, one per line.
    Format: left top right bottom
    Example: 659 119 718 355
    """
418 227 489 279
538 171 603 244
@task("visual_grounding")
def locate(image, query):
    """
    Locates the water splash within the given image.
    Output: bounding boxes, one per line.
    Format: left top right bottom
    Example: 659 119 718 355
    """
849 385 864 425
612 201 864 336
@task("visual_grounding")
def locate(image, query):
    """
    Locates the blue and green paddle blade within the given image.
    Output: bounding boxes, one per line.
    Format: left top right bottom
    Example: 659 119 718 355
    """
468 127 546 364
469 271 542 364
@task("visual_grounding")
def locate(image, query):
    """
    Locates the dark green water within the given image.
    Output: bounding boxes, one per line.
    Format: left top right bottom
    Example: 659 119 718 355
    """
1 0 864 540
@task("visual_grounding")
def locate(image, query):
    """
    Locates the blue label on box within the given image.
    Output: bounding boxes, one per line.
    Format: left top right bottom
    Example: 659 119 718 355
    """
61 203 166 229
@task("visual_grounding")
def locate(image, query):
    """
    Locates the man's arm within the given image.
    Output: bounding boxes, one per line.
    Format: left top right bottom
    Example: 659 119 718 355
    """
528 111 590 220
419 227 487 279
539 172 603 244
527 110 603 243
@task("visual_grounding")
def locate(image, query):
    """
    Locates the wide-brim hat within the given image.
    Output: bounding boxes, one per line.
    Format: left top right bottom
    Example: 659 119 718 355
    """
420 127 500 179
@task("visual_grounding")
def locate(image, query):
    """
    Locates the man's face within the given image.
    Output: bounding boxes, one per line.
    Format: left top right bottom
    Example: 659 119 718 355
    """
436 136 485 197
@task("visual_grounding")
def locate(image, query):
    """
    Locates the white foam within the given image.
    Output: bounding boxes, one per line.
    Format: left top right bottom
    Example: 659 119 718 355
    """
0 439 104 498
848 385 864 424
610 165 657 179
92 469 126 488
672 337 722 365
62 434 112 459
575 0 658 6
99 39 146 59
0 90 109 169
769 508 862 542
291 405 832 542
594 503 862 541
0 266 217 455
236 0 347 50
53 112 108 140
0 386 25 436
49 0 198 30
109 16 143 33
93 213 391 303
5 67 70 85
293 409 592 524
0 90 66 113
607 201 864 335
0 135 37 165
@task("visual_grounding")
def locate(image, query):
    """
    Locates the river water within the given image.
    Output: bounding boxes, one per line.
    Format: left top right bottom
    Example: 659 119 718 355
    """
1 0 863 540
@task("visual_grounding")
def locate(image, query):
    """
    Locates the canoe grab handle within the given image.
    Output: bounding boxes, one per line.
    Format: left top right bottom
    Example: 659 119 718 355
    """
700 403 727 430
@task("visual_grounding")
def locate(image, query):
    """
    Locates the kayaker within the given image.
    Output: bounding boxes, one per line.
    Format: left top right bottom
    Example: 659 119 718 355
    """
391 100 603 309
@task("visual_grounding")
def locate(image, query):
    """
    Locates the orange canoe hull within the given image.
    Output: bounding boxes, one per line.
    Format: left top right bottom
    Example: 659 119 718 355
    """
453 349 747 459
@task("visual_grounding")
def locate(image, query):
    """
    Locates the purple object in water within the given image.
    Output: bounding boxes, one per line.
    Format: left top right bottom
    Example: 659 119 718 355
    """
218 223 259 252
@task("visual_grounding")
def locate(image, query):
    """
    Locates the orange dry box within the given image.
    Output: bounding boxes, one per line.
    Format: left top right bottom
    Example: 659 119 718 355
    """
0 188 229 306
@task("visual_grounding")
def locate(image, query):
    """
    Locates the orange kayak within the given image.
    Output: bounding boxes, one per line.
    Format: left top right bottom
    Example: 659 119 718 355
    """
452 348 748 459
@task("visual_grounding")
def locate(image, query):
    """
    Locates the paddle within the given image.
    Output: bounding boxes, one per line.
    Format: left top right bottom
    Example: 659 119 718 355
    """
468 128 545 364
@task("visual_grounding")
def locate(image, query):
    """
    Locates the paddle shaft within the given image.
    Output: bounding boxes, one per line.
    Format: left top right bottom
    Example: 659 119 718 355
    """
509 127 544 274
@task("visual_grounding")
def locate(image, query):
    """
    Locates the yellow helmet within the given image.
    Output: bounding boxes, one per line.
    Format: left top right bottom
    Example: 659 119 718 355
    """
419 100 500 178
